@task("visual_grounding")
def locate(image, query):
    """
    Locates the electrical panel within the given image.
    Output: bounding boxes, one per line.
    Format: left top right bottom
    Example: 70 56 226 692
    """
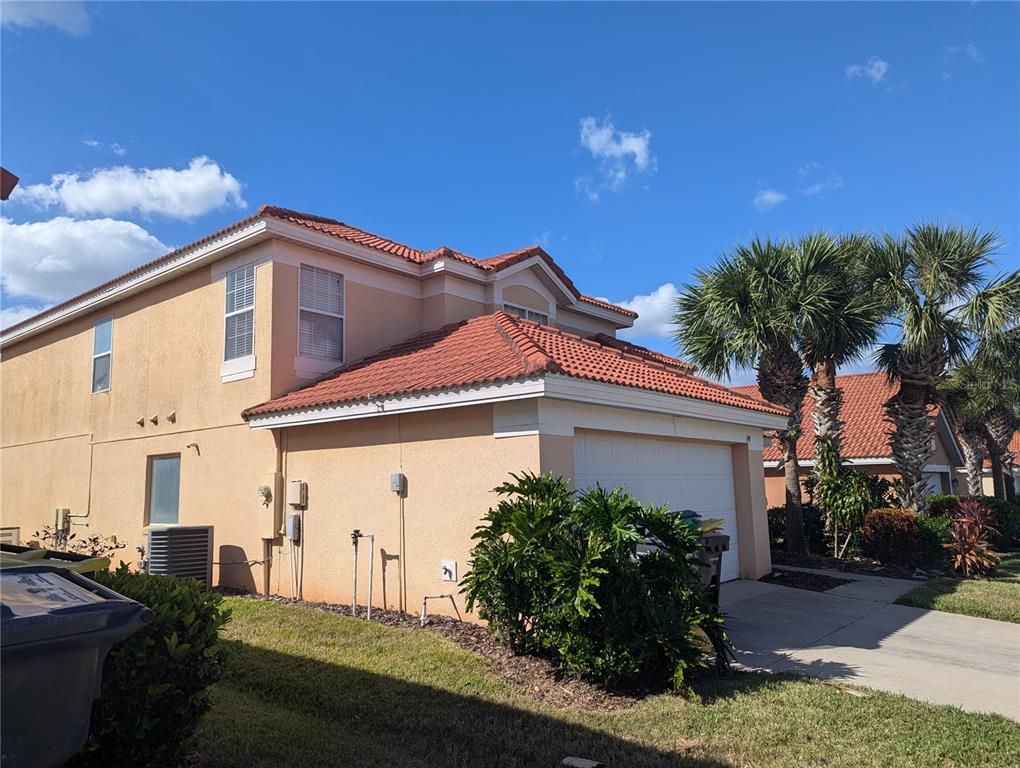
389 472 406 494
285 513 301 542
287 480 307 508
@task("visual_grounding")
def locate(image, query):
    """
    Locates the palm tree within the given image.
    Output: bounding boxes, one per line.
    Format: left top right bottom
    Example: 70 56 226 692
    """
941 361 992 496
976 330 1020 501
675 238 819 552
795 233 885 459
868 225 1018 512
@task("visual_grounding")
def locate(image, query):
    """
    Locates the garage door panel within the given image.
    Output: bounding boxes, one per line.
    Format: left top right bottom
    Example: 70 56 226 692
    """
574 434 740 582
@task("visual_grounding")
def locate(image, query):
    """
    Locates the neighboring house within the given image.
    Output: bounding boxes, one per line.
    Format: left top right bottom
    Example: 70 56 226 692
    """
734 372 964 509
980 432 1020 497
0 205 787 617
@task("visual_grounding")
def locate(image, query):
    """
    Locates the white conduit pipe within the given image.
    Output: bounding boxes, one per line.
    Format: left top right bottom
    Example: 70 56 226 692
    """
419 594 461 627
351 531 375 620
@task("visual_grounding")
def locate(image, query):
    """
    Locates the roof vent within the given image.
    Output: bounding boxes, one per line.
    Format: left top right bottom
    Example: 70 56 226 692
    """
147 525 213 588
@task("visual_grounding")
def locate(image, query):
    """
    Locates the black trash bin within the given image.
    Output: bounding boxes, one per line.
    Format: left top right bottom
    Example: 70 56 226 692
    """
1 566 152 768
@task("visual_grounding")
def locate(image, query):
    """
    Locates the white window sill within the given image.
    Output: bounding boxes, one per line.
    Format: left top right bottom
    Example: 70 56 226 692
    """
294 355 342 380
221 355 256 383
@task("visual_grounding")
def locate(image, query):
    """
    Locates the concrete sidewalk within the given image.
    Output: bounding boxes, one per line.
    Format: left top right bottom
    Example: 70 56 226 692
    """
721 579 1020 719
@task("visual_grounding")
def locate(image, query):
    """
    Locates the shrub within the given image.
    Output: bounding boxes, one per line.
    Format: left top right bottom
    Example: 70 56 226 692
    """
768 504 826 553
859 508 944 569
974 496 1020 551
33 525 126 559
925 494 959 520
950 499 999 578
70 565 230 768
462 472 730 692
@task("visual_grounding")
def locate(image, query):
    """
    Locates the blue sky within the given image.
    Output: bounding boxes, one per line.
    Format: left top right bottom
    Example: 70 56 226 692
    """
2 1 1017 381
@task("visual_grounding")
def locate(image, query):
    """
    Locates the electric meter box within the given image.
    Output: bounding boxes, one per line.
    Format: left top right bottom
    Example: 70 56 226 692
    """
287 480 307 508
389 472 406 494
285 513 301 542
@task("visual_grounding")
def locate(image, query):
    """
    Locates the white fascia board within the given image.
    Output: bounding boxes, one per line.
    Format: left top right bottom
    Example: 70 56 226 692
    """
936 412 966 466
246 378 547 429
541 375 790 430
762 457 892 469
1 220 269 348
249 372 789 432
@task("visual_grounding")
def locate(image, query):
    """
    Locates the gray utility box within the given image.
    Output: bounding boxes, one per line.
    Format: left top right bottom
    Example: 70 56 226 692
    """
0 566 152 768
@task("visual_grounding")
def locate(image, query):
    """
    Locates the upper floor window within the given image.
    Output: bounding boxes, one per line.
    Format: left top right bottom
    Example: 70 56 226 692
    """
224 264 255 361
299 264 344 360
92 318 112 393
503 303 549 325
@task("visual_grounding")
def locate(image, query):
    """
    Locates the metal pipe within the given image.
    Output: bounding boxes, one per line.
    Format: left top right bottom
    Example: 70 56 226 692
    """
351 529 360 618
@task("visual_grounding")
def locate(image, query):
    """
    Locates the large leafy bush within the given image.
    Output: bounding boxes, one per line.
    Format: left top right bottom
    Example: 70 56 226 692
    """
767 504 826 553
462 473 730 692
859 507 944 569
70 565 230 768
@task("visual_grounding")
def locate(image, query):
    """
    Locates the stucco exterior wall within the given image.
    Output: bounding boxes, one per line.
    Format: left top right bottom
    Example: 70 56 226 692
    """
276 405 541 619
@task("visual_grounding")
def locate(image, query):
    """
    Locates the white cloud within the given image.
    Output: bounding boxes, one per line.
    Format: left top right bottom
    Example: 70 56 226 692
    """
1 1 90 36
943 42 984 78
110 143 127 157
14 156 244 219
846 56 889 84
752 187 787 211
0 302 51 330
83 138 128 157
0 217 168 302
611 283 679 340
797 163 844 196
575 116 655 201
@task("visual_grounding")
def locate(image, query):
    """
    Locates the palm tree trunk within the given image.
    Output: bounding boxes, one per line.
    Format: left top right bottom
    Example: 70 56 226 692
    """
986 406 1017 502
810 359 843 458
987 441 1005 501
886 349 941 513
958 428 986 497
759 342 808 553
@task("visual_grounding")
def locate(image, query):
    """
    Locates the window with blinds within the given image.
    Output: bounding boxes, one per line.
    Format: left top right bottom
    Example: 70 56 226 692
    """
224 264 255 361
299 264 344 360
502 303 549 325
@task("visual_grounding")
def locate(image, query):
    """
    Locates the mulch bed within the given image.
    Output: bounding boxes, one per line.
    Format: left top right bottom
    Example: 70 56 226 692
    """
222 591 639 712
760 569 852 592
770 550 944 581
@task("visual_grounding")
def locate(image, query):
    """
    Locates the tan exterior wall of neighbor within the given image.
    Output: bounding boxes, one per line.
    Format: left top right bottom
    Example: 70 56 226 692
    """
276 405 541 619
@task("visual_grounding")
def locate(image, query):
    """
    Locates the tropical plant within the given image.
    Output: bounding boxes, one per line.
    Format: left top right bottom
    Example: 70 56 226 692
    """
796 234 885 459
867 225 1018 513
949 499 999 577
461 472 730 692
976 331 1020 502
859 507 945 569
941 361 994 496
674 238 811 550
813 434 874 557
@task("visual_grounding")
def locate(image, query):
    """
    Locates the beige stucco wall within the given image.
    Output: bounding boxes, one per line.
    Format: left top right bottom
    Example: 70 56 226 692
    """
275 405 541 619
501 284 551 314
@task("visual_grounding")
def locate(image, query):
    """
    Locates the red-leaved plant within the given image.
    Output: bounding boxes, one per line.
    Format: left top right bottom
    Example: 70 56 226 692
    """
949 499 999 578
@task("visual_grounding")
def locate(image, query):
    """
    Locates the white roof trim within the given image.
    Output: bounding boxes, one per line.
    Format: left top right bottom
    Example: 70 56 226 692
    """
246 374 789 431
763 458 953 472
1 219 269 347
2 213 634 346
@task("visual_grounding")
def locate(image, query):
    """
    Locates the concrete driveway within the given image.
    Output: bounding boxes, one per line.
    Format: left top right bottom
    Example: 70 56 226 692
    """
721 575 1020 719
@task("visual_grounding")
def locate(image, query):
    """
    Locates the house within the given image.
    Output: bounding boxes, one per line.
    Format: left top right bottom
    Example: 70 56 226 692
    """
0 206 787 617
981 432 1019 497
734 372 964 509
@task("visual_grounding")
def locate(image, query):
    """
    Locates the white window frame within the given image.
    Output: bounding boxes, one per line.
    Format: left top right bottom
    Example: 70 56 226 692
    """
220 264 257 382
91 317 113 394
502 302 549 325
297 264 345 363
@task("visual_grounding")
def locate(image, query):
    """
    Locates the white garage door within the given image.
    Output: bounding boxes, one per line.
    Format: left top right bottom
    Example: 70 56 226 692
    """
573 434 740 582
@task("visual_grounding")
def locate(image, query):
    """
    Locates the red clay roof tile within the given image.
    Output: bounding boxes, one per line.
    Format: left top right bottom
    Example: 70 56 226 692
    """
733 372 944 461
2 205 635 336
243 312 786 419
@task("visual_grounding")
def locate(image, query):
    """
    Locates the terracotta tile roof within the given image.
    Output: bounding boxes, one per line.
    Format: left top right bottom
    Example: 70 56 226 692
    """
2 205 635 336
589 334 694 372
243 312 787 419
733 371 944 462
984 432 1020 469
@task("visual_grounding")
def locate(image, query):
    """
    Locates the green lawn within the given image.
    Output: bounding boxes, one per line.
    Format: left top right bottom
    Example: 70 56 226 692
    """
191 598 1019 768
896 552 1020 624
